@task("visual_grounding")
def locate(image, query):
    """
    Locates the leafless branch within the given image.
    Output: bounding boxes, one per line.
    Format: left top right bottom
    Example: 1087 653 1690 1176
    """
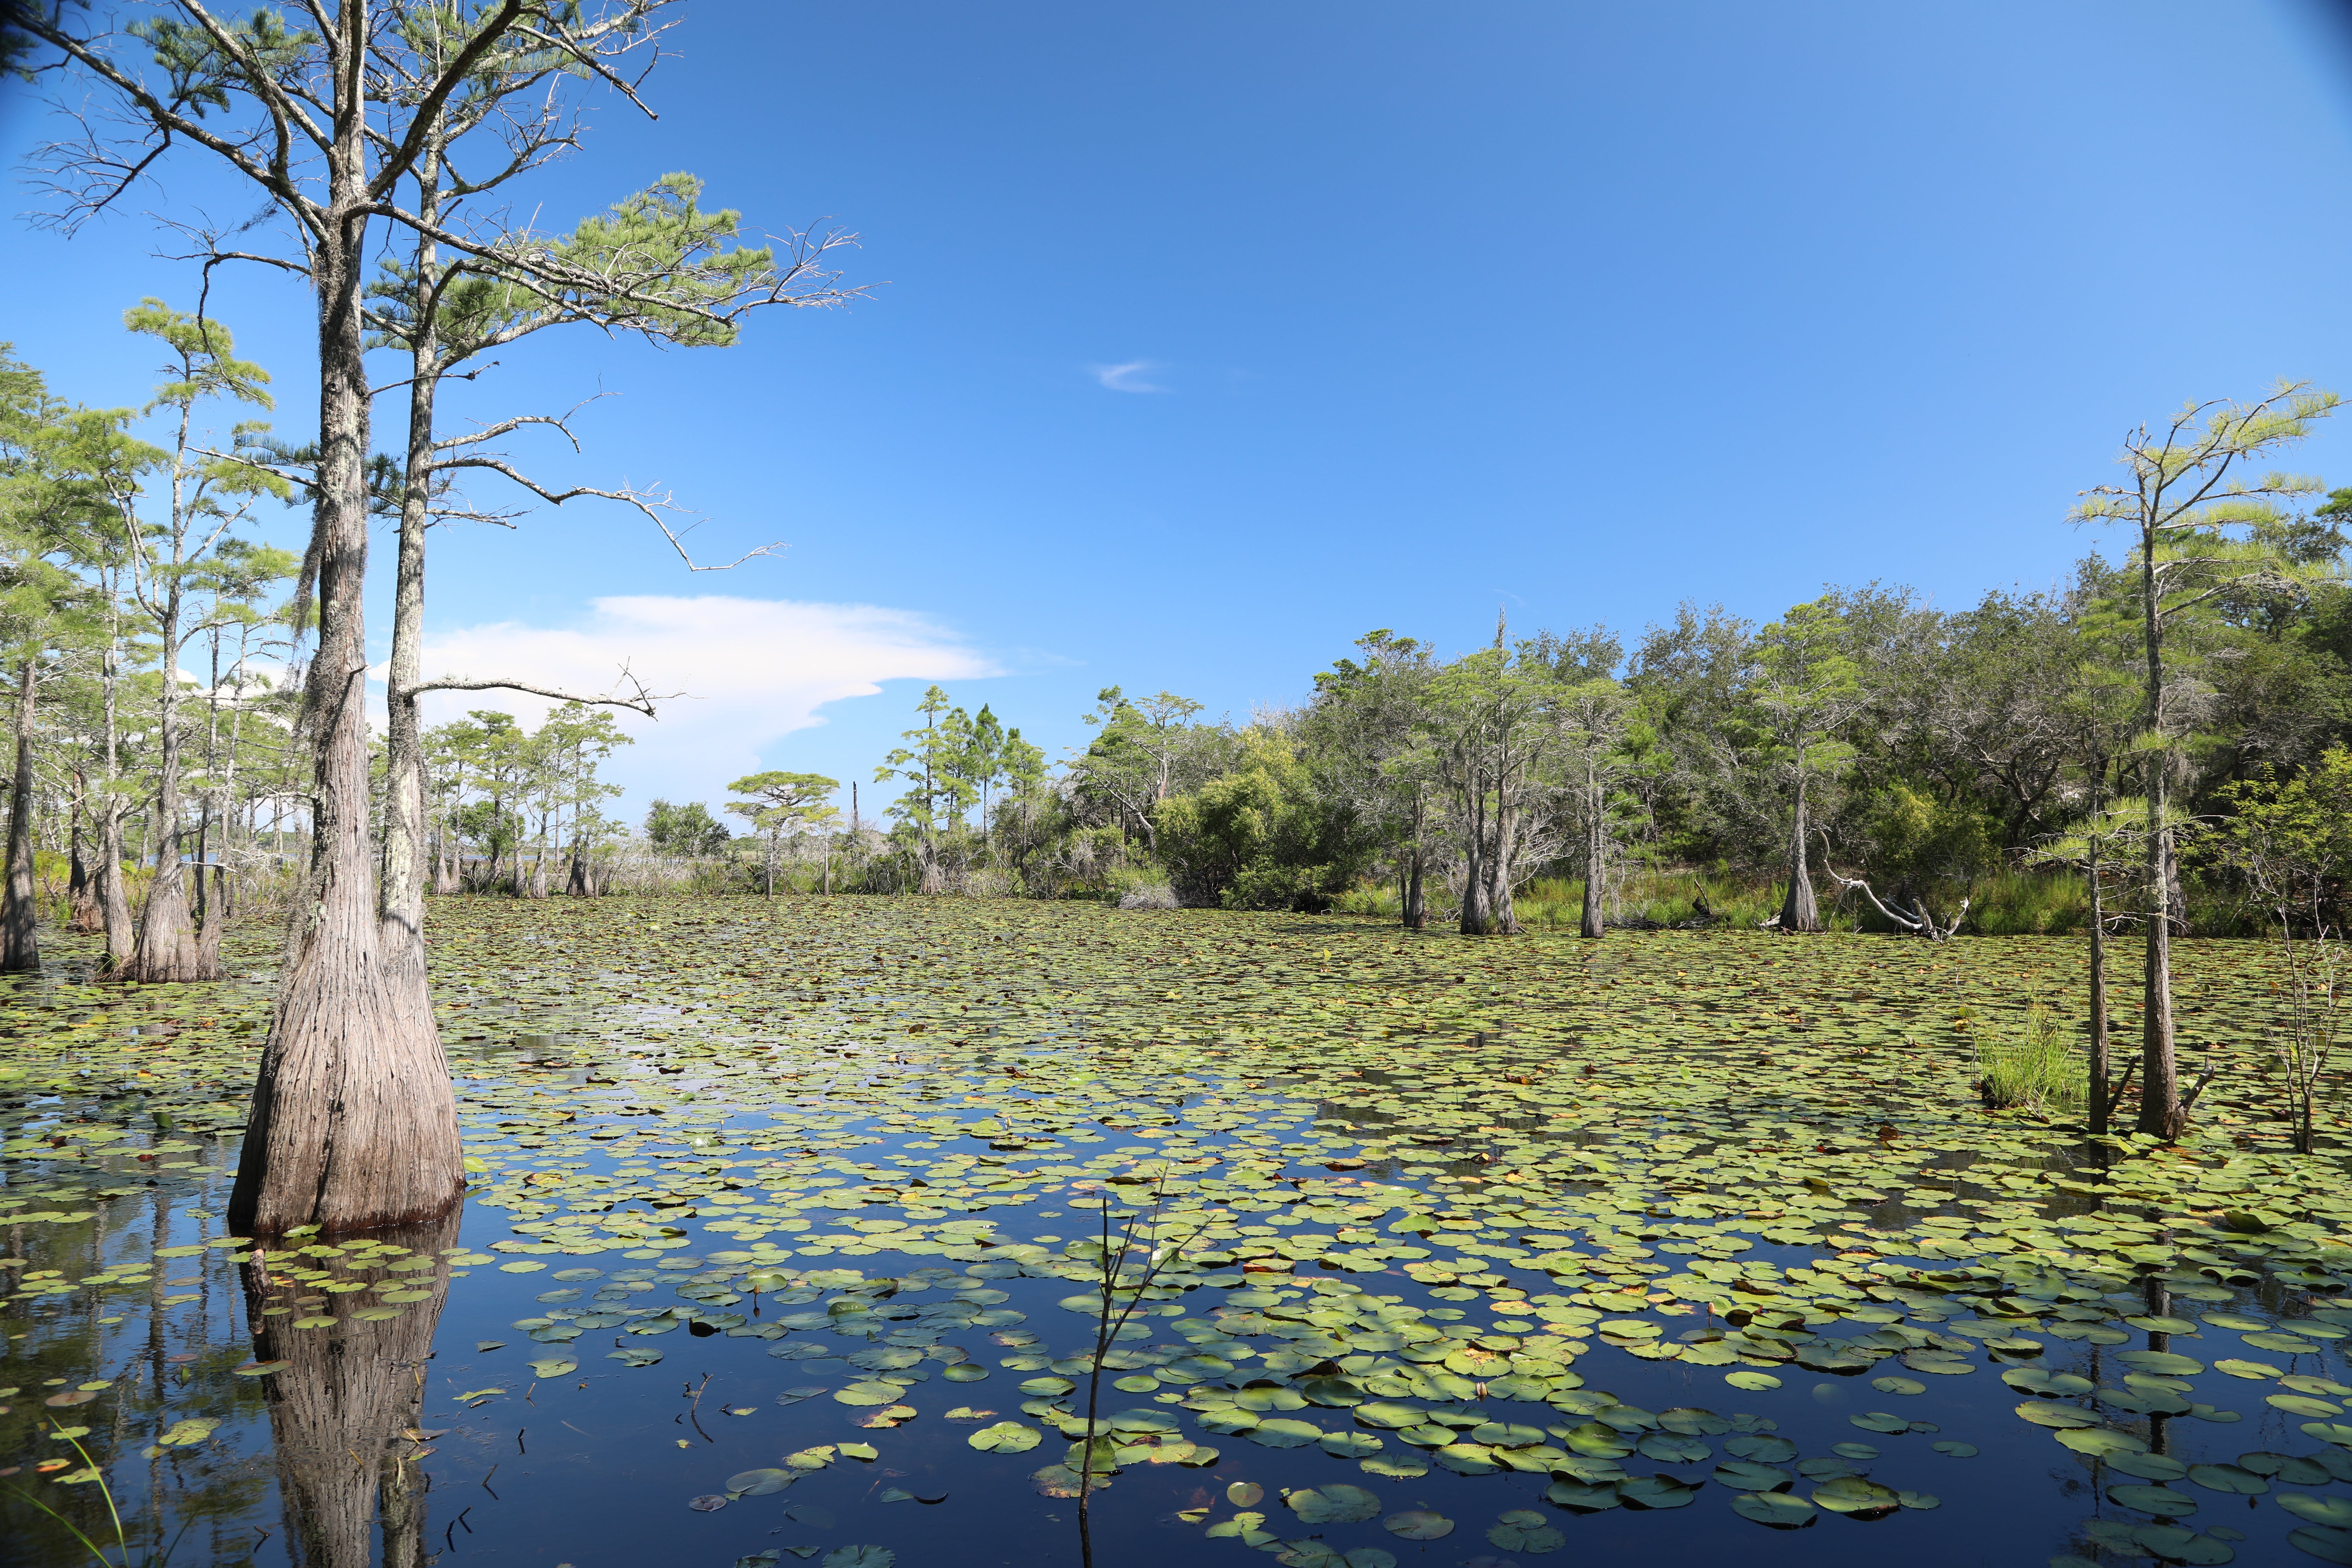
408 661 675 719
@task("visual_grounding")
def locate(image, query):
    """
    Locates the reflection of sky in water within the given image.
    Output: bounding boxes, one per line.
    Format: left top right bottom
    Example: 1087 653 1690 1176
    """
3 904 2351 1567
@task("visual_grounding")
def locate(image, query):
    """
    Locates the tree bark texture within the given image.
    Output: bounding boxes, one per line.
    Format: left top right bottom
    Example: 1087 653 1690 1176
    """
2137 545 2183 1139
2088 843 2112 1135
0 659 40 974
1580 768 1605 940
1779 774 1821 932
240 1209 458 1568
68 792 100 933
378 293 436 979
95 803 132 968
122 587 219 981
230 84 462 1236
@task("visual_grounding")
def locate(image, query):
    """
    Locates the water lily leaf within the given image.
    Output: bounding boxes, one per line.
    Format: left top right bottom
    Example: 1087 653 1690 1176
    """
2109 1484 2198 1516
2109 1452 2190 1482
1248 1418 1325 1449
1353 1401 1424 1430
1286 1484 1382 1523
1545 1481 1620 1511
967 1421 1040 1452
2284 1496 2352 1528
2247 1333 2322 1354
2055 1426 2148 1457
1870 1377 1926 1396
834 1380 904 1406
1731 1490 1815 1527
1723 1370 1781 1392
2016 1400 2099 1429
728 1469 795 1497
1618 1475 1699 1510
2132 1527 2236 1565
2292 1526 2352 1565
1487 1509 1564 1552
2186 1464 2267 1496
607 1348 663 1367
1811 1477 1900 1515
687 1494 728 1512
2117 1351 2205 1377
525 1357 577 1379
1382 1510 1453 1540
819 1550 894 1568
1726 1434 1798 1463
1850 1411 1910 1435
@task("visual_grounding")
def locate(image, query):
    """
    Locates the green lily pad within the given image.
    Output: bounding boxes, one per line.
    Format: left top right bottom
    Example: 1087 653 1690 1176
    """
1723 1370 1781 1392
728 1469 795 1497
525 1357 577 1379
1382 1510 1453 1540
967 1421 1040 1452
1486 1509 1565 1552
2109 1484 2198 1516
2283 1495 2352 1528
607 1348 663 1367
1248 1419 1325 1449
1286 1484 1382 1524
1731 1490 1816 1527
1811 1477 1901 1515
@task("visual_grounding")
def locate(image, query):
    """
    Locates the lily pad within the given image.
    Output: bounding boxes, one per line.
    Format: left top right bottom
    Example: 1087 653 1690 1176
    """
1382 1510 1453 1540
1286 1484 1382 1524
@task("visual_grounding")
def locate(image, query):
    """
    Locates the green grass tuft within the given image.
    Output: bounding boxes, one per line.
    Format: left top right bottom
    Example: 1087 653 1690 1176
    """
1976 1002 2082 1112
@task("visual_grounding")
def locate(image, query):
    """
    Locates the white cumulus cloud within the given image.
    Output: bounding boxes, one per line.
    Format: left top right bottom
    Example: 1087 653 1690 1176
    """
411 595 995 808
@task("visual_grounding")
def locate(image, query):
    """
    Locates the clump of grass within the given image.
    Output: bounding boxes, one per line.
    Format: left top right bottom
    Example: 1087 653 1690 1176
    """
1978 1002 2082 1112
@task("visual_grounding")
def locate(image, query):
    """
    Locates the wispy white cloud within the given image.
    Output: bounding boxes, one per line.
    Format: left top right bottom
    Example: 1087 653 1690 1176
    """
1091 360 1169 394
411 595 994 807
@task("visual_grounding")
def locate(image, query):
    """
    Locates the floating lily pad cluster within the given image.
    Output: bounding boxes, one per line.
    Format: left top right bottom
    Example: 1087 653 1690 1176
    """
7 902 2352 1565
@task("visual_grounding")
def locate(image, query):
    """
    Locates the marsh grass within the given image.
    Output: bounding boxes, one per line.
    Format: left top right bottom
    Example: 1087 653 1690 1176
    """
1977 1002 2084 1112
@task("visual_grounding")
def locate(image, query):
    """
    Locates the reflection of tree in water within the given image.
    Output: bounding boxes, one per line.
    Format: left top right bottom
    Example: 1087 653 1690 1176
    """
240 1211 461 1568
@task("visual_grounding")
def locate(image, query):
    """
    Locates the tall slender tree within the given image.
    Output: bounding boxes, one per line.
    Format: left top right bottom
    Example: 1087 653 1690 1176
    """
5 0 769 1231
113 301 286 982
2071 382 2340 1139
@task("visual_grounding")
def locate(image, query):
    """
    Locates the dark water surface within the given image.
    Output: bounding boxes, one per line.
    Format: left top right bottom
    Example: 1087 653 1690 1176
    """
5 898 2352 1568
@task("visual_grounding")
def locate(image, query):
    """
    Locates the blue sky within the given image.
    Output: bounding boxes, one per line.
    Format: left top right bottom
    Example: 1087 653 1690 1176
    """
7 1 2352 819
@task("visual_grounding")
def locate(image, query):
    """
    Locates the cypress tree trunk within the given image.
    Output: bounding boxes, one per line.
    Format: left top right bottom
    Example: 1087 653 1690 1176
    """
378 261 437 978
2136 546 2183 1140
1779 771 1820 932
230 68 462 1236
96 803 132 969
1580 765 1606 940
68 787 99 933
124 583 217 981
0 659 40 974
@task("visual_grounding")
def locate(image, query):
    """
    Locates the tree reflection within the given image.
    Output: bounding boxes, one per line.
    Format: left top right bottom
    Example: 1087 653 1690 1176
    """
239 1210 462 1568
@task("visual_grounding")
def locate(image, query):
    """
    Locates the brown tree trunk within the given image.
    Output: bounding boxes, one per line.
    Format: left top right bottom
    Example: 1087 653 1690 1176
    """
124 591 219 981
1458 768 1490 936
68 786 99 933
378 332 435 975
241 1209 459 1568
2137 542 2182 1140
230 99 463 1236
0 659 40 974
1779 773 1821 932
1580 767 1605 940
96 803 132 969
1487 790 1520 935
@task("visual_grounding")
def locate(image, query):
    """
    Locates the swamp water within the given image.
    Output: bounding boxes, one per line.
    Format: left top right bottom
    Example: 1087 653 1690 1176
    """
5 898 2352 1567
